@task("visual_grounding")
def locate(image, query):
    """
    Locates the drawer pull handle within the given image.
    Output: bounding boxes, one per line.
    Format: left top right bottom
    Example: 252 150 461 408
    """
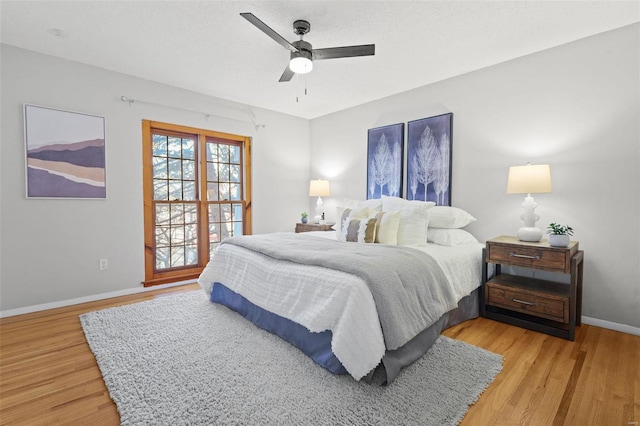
509 252 540 260
512 298 539 307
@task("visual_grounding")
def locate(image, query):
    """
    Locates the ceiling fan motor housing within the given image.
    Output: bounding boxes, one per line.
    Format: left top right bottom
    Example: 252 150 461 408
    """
291 40 312 61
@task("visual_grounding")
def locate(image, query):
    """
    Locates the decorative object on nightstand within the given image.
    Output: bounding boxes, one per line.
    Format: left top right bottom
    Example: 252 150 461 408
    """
547 223 573 247
507 163 552 242
309 179 331 224
300 212 308 224
482 235 584 341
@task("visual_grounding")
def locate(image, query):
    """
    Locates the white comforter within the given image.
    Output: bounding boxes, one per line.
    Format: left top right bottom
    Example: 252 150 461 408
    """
198 231 484 380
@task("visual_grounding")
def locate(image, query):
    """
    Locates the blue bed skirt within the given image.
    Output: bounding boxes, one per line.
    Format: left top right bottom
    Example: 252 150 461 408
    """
210 283 348 375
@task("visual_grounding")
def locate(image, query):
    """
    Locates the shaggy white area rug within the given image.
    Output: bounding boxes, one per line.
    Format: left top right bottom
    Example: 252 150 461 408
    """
80 291 502 425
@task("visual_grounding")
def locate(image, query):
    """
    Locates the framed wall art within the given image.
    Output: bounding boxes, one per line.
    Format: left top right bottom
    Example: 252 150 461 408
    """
406 113 452 205
24 104 106 198
366 123 404 199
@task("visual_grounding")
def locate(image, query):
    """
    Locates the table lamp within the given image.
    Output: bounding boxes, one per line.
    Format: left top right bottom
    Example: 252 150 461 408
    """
309 179 330 224
507 163 552 242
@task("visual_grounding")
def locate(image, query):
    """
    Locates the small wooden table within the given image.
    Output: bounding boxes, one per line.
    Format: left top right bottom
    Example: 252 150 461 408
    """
295 223 334 233
482 235 584 341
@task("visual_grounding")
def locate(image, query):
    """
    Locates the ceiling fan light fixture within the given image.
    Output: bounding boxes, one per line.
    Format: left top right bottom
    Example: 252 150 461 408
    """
289 55 313 74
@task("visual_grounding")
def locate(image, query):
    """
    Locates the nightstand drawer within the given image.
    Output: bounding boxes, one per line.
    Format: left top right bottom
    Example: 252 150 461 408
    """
487 244 567 271
485 280 569 323
486 236 578 273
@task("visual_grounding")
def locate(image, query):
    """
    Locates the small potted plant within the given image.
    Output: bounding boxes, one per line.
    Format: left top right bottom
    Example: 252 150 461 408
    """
300 212 308 224
546 223 574 247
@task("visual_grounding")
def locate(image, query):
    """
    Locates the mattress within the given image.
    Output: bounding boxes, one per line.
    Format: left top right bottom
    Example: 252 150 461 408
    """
198 231 485 381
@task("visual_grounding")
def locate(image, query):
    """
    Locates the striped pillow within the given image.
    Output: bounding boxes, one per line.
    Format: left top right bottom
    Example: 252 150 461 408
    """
336 206 371 241
343 218 377 243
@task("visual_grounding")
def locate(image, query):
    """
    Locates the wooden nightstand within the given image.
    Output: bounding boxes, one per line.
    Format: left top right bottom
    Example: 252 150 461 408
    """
295 223 334 233
482 235 584 341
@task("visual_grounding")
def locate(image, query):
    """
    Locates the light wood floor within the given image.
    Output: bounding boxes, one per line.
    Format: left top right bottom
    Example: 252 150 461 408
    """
1 284 638 425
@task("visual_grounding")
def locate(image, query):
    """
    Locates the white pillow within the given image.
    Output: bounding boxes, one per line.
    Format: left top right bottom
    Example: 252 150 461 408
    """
343 198 383 212
381 195 405 211
428 206 476 229
427 228 479 246
335 206 348 241
373 211 401 245
359 198 383 212
336 206 370 223
379 196 433 244
381 195 436 212
396 204 430 245
343 199 360 209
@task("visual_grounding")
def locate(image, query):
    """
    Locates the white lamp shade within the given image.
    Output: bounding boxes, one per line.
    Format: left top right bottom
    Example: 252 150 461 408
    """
289 56 313 74
507 164 552 194
309 179 330 197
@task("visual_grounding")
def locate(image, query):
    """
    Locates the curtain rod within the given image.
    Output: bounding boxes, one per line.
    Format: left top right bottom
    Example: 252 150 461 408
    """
119 96 266 130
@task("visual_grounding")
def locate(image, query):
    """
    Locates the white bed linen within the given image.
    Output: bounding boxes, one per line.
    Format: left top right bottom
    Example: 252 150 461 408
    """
198 231 484 380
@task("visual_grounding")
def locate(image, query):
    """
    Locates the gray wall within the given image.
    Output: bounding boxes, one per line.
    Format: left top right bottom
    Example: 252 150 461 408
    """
2 23 639 330
0 45 310 310
310 24 640 329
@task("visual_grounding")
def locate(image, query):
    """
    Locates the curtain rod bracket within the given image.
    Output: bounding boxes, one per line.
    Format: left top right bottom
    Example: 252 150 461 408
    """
120 96 134 108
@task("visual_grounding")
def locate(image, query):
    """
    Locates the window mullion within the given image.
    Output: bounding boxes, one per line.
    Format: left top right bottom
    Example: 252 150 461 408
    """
198 134 210 265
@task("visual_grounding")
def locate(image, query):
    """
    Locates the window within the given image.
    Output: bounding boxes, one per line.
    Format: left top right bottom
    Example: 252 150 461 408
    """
142 120 251 286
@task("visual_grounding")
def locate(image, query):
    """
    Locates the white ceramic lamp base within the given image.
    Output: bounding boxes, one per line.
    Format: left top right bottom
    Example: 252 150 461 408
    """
517 194 543 242
517 226 543 242
314 196 324 224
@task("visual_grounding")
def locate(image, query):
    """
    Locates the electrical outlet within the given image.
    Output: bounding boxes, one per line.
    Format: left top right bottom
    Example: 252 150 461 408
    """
99 259 108 271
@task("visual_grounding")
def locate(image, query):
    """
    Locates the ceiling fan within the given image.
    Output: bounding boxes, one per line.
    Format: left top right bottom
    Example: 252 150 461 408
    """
240 12 375 82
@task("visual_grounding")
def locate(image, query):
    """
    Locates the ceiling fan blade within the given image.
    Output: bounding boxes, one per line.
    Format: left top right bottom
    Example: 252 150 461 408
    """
240 13 298 53
312 44 375 60
279 66 295 82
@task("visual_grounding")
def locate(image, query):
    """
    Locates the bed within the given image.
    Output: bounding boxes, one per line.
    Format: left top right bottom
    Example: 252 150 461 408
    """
198 199 485 384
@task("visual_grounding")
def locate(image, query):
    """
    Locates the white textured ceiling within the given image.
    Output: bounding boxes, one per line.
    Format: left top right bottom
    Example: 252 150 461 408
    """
1 1 639 119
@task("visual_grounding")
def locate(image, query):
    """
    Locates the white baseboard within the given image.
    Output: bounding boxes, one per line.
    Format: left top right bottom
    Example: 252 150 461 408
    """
3 286 639 338
582 316 640 336
0 279 198 318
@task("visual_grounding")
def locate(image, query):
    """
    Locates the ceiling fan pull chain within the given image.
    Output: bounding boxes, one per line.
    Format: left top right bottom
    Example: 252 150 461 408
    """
295 73 299 102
